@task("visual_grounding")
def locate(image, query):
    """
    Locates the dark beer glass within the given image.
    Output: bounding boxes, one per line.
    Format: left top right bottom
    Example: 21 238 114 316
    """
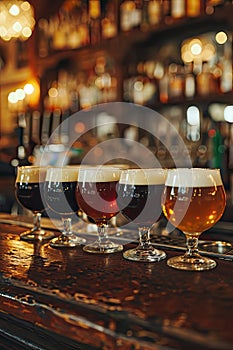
117 168 167 262
15 166 55 241
44 166 86 248
76 166 123 254
162 168 226 271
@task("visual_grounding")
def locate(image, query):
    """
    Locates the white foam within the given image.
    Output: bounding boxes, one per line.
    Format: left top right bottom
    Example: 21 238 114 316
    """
16 166 47 183
78 167 121 182
45 166 80 182
165 168 223 187
119 168 167 185
103 164 129 169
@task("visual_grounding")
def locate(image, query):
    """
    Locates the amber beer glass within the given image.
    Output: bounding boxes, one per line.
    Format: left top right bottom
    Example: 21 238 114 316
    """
162 168 226 271
117 168 167 262
76 166 123 254
44 166 86 248
15 166 55 241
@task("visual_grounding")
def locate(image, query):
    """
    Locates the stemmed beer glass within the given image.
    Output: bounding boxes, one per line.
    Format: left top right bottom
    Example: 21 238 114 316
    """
76 166 123 254
44 166 86 248
15 165 55 241
117 168 167 262
162 168 226 271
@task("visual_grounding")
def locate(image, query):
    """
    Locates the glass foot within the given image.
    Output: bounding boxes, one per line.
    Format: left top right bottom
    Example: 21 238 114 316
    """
123 246 166 262
50 233 86 248
83 240 123 254
20 229 55 242
167 254 217 271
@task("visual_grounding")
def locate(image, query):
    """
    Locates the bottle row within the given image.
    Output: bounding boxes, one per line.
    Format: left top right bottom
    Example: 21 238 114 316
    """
37 0 226 56
41 55 232 112
124 57 233 105
43 56 118 111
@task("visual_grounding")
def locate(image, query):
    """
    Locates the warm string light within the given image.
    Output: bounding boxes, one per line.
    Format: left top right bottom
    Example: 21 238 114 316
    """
0 1 35 41
8 80 40 111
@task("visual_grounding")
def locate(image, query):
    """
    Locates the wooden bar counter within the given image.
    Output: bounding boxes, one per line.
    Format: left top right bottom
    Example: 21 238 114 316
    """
0 214 232 350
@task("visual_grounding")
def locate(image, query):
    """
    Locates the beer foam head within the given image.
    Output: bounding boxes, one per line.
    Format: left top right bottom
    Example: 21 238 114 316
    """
103 164 129 170
78 166 121 182
16 166 47 183
165 168 223 187
46 166 80 182
119 168 167 185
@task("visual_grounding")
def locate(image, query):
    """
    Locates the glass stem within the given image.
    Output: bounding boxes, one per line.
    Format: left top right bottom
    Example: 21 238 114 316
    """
185 234 199 257
62 217 72 241
33 212 42 232
138 226 151 249
97 225 108 246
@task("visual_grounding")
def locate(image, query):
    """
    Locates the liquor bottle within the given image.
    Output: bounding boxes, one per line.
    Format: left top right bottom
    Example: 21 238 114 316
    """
120 0 142 32
38 18 49 57
89 0 101 44
52 12 67 50
168 64 184 100
219 41 233 93
171 0 186 19
140 0 150 31
162 0 172 24
219 56 232 93
184 63 196 98
123 62 138 102
41 110 52 146
186 0 202 17
148 0 162 27
101 0 118 39
132 0 143 28
71 0 90 48
159 65 169 103
196 62 217 96
31 110 41 145
80 1 90 46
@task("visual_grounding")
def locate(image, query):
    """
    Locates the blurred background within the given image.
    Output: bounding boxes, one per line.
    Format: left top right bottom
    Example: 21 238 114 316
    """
0 0 233 219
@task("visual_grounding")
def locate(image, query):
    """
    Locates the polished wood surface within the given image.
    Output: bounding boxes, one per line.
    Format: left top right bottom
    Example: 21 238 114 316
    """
0 215 232 350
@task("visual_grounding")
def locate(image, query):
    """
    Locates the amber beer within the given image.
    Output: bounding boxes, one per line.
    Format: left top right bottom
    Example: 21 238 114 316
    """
16 166 47 213
117 169 166 226
45 166 80 215
162 168 226 234
76 167 121 225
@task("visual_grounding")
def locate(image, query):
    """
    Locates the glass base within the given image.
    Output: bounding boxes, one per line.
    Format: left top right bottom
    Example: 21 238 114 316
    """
20 229 55 242
50 233 86 248
123 246 166 262
167 254 217 271
83 240 123 254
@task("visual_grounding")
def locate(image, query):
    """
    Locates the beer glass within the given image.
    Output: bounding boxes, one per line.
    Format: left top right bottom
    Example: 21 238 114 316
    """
162 168 226 271
15 165 55 241
76 166 123 254
44 166 86 248
117 168 167 262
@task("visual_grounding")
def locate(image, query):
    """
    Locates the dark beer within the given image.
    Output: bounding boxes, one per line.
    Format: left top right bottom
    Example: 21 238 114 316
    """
45 167 80 216
117 168 167 262
15 166 55 242
117 183 164 226
45 181 79 215
118 168 166 226
16 182 45 213
15 166 47 213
